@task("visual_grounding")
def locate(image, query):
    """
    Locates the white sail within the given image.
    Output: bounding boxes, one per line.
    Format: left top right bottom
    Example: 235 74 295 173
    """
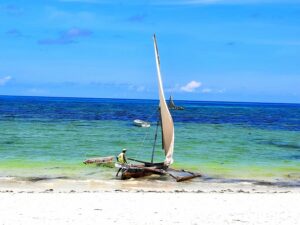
153 34 175 166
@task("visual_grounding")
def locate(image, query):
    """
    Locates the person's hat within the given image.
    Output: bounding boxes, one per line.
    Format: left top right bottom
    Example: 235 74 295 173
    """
122 148 127 152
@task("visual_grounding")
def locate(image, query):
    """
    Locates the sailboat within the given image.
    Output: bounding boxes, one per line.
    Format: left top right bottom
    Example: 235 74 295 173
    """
115 34 200 182
168 95 184 110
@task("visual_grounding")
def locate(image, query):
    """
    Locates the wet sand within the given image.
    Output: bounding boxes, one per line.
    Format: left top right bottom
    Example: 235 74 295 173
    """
1 175 300 194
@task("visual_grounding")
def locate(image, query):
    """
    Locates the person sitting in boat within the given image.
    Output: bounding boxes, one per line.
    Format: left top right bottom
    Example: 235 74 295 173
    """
116 149 127 177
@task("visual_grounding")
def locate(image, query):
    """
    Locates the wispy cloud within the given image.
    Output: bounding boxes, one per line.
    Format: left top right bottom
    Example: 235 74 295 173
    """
252 39 300 46
38 28 92 45
0 4 23 15
58 0 300 5
59 0 102 3
128 84 146 92
38 38 73 45
27 88 48 95
127 14 147 23
201 88 212 93
136 86 145 92
201 87 227 94
155 0 300 5
165 84 180 93
0 76 12 86
6 29 24 37
46 7 95 22
217 88 226 93
63 28 92 38
180 81 202 92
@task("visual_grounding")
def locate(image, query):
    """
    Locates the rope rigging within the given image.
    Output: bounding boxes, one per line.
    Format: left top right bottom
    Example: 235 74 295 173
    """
137 107 161 159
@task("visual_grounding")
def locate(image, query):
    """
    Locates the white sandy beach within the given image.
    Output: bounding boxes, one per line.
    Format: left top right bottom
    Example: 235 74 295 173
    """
0 192 300 225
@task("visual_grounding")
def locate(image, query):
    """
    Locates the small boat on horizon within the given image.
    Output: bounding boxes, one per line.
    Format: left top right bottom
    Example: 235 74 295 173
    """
168 95 184 110
133 119 151 128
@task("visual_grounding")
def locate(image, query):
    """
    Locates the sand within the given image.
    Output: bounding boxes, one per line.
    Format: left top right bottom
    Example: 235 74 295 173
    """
0 192 300 225
1 177 300 225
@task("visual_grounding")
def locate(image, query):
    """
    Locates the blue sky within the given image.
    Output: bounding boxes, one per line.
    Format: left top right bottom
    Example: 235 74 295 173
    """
0 0 300 103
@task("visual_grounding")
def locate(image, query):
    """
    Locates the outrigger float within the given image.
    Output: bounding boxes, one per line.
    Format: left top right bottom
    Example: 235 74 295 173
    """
114 34 200 182
83 156 115 167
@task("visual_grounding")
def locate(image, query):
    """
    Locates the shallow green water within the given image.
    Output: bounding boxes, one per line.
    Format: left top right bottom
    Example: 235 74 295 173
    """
1 119 299 182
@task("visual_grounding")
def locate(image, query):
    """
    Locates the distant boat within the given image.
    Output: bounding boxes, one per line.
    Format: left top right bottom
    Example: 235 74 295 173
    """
168 95 184 110
115 34 200 182
133 119 151 128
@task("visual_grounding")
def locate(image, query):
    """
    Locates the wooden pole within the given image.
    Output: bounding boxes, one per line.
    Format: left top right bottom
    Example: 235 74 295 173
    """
151 120 160 163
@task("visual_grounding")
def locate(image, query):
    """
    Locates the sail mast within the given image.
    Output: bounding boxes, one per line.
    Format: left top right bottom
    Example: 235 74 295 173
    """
153 34 175 166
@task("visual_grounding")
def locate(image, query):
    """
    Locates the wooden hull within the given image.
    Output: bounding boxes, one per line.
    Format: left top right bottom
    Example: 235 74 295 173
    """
116 162 166 180
115 160 201 182
121 168 154 180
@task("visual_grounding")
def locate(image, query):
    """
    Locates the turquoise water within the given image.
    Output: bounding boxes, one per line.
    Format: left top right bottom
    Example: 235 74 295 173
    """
0 96 300 184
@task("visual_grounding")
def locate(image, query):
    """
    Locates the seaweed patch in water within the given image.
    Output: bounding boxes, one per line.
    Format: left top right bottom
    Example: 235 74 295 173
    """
253 181 274 186
288 155 300 160
25 176 69 182
259 140 300 150
2 141 15 145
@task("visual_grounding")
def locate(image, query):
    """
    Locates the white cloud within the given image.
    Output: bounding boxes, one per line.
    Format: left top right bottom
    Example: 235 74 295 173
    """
180 81 202 92
0 76 12 86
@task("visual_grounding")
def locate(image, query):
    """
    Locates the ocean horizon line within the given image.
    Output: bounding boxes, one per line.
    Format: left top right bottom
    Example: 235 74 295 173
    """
1 94 300 106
